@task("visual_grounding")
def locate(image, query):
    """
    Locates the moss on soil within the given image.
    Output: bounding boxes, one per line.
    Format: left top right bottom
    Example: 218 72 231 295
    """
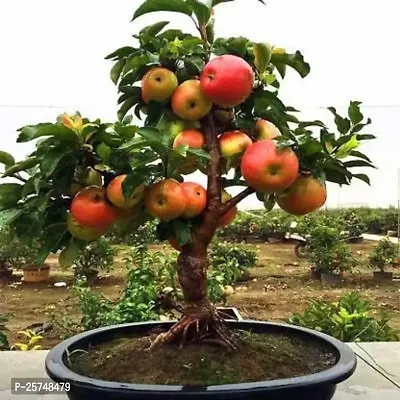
70 330 337 385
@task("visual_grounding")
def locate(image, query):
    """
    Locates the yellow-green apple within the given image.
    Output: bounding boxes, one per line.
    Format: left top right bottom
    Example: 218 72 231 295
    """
255 119 281 140
106 174 145 209
71 186 117 228
181 182 207 218
67 214 109 241
241 140 299 192
171 80 212 121
200 55 254 107
219 131 252 158
277 176 327 215
141 67 178 104
84 167 102 187
144 179 186 221
173 129 205 174
219 190 237 226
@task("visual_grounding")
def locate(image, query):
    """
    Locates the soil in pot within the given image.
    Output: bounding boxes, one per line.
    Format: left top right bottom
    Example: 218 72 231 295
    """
69 330 337 386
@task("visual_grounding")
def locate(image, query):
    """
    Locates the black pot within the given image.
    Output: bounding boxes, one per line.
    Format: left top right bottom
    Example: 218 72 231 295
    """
45 321 356 400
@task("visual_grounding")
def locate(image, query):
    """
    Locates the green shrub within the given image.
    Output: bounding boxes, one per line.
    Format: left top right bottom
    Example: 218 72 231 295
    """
305 222 357 275
211 240 257 269
289 292 399 342
369 237 398 272
0 313 11 351
73 237 115 280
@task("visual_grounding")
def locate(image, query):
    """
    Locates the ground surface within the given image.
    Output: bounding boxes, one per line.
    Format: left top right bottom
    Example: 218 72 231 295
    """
1 240 400 349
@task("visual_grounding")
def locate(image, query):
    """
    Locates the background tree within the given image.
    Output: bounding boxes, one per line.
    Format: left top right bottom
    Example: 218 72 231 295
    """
0 0 375 348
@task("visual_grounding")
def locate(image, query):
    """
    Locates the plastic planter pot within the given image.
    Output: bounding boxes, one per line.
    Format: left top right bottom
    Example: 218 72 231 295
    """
45 321 356 400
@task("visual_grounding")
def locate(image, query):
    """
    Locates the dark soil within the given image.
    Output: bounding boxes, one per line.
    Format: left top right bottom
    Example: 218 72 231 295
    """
70 330 337 385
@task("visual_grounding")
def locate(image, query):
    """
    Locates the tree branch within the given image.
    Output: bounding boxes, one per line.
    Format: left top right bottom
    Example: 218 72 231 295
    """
198 113 221 243
219 187 255 216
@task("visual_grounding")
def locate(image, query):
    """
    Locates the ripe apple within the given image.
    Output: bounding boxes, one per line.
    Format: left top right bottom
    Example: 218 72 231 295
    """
200 55 254 107
241 140 299 192
67 214 109 241
171 80 212 121
173 129 205 174
255 119 281 140
106 175 145 210
144 179 186 221
219 131 252 158
141 67 178 104
277 176 327 215
84 167 102 187
219 190 237 227
71 186 117 228
181 182 207 218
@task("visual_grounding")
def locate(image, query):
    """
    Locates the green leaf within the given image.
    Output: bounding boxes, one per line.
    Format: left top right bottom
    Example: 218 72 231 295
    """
187 148 211 160
172 218 191 246
184 56 205 75
17 124 77 143
348 101 363 125
343 160 376 169
335 135 359 159
137 127 169 148
122 170 148 197
273 62 287 79
271 51 310 78
262 193 276 212
253 43 272 74
188 0 211 25
40 148 69 177
118 97 141 122
327 107 351 135
140 21 170 37
3 157 38 177
132 0 193 21
174 144 189 157
352 173 371 185
0 184 23 210
351 118 371 133
110 59 125 85
356 134 376 141
298 120 326 129
227 37 249 57
0 208 23 229
37 222 69 264
349 150 372 163
0 151 15 167
58 238 81 269
105 46 137 60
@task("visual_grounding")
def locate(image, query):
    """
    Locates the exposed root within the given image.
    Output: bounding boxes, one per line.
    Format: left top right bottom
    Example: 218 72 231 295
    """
150 308 237 352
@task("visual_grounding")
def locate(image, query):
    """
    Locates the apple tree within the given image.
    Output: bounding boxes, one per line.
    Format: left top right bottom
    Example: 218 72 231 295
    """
0 0 376 348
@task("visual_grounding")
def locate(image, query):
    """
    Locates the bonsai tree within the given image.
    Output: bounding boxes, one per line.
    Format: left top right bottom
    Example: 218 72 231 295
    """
0 0 375 349
369 237 398 273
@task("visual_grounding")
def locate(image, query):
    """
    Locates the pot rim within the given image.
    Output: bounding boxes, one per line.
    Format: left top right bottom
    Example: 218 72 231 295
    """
23 264 50 271
45 320 356 394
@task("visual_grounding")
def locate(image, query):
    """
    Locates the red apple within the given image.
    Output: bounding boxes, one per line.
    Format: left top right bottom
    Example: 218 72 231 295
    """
219 190 237 227
241 140 299 192
71 186 117 228
173 129 205 174
200 55 254 107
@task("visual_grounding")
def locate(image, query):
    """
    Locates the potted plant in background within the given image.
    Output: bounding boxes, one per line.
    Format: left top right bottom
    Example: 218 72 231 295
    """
0 0 376 398
342 210 366 243
369 237 398 282
20 238 51 283
305 224 357 283
73 237 115 285
0 227 26 281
